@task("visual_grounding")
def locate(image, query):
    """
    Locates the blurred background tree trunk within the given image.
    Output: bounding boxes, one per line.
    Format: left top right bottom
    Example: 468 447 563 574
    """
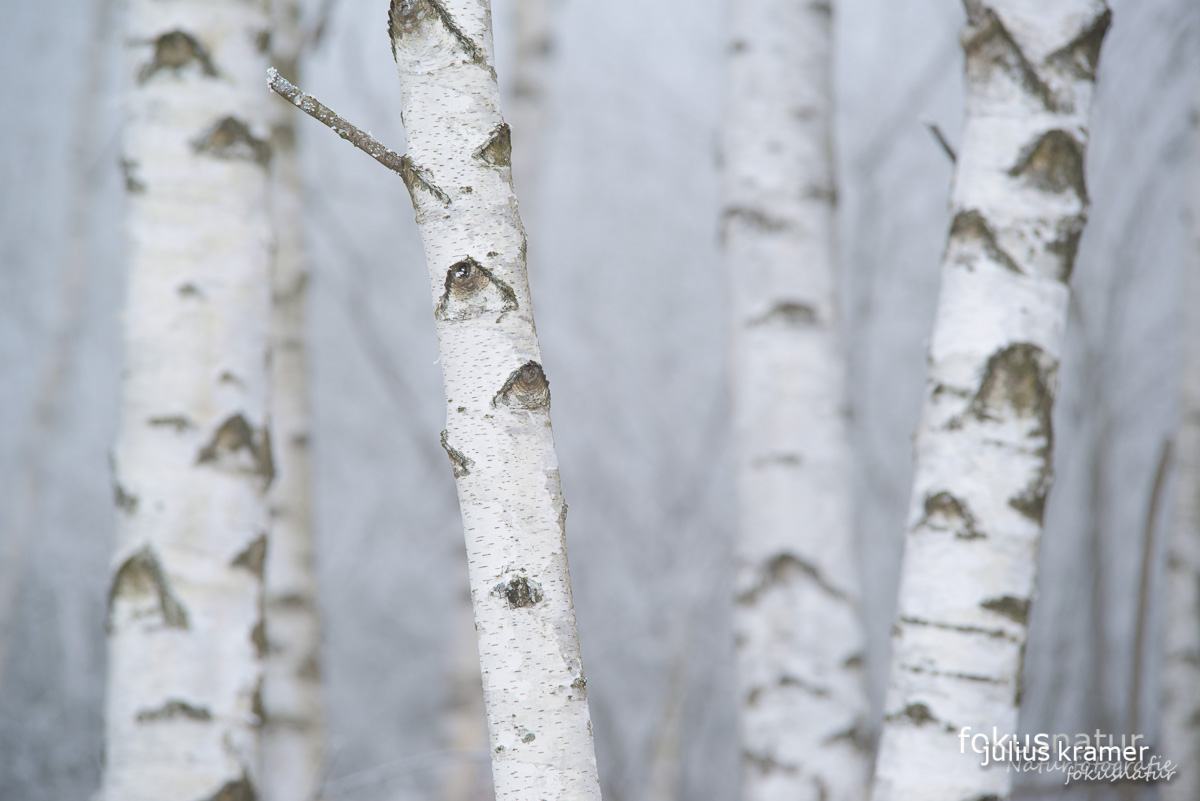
103 0 276 799
723 0 870 799
262 2 329 800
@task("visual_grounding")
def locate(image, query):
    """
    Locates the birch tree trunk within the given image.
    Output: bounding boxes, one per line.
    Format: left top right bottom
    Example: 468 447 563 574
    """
262 4 327 800
103 1 275 799
388 1 602 798
722 1 869 800
1162 74 1200 801
870 3 1109 800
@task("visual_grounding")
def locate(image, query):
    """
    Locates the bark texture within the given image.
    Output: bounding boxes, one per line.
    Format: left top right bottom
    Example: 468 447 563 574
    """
1162 75 1200 801
871 3 1109 800
388 1 602 799
722 1 869 800
104 1 274 800
262 4 327 801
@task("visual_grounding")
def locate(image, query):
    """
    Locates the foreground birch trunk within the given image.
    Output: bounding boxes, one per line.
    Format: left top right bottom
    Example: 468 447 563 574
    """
262 4 327 800
870 3 1109 800
1162 75 1200 801
722 1 869 800
104 1 275 799
388 1 602 798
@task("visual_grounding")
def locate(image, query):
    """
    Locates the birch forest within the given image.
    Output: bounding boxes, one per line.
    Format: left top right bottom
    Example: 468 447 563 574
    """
1 0 1197 800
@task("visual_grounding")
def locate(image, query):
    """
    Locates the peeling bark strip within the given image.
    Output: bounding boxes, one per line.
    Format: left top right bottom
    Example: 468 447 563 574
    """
871 4 1108 801
105 1 273 799
723 0 869 799
384 1 603 797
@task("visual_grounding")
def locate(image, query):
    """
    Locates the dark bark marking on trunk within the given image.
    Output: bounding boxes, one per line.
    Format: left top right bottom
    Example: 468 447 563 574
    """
440 429 473 477
388 0 486 66
231 533 267 579
968 344 1053 433
474 123 512 168
948 209 1023 274
569 675 586 701
435 257 518 321
251 619 268 658
1047 215 1085 282
107 546 189 631
1009 471 1049 523
900 615 1015 641
723 205 791 233
962 1 1058 111
202 774 258 801
148 415 193 431
268 592 315 612
749 301 818 328
981 594 1030 626
138 30 218 84
737 553 850 605
120 158 146 193
901 662 1005 684
251 676 265 724
114 483 139 515
779 673 831 697
298 652 322 681
495 576 543 608
398 154 450 204
196 414 276 488
822 718 872 753
1008 129 1087 202
920 491 985 539
743 750 799 775
193 117 272 167
136 699 213 722
178 282 203 298
884 702 951 730
493 361 551 410
1046 8 1112 81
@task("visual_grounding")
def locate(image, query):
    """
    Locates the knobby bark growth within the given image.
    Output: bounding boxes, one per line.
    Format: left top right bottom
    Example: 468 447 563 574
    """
262 2 327 800
104 1 275 800
722 1 870 800
1162 74 1200 801
871 3 1110 800
270 1 603 798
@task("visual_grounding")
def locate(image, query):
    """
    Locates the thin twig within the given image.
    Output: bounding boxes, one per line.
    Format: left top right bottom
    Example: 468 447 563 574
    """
923 119 957 164
266 67 448 202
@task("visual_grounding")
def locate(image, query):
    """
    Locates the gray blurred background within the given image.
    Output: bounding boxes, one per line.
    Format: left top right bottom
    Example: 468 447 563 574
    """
1 0 1196 799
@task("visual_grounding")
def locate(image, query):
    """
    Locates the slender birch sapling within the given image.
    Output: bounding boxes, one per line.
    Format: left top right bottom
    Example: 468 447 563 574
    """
104 1 275 799
1162 76 1200 801
268 1 603 798
871 3 1110 800
723 0 870 799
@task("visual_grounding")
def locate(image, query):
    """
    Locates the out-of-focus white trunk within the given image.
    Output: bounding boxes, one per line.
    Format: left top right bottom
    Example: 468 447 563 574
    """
262 4 327 801
508 0 557 203
722 1 869 800
871 3 1109 800
1162 74 1200 801
104 1 274 800
388 2 602 799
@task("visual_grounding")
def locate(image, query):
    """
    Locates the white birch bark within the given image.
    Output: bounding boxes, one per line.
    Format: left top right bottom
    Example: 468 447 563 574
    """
104 1 275 800
870 3 1109 800
1162 74 1200 801
262 4 327 801
388 1 602 798
722 1 869 800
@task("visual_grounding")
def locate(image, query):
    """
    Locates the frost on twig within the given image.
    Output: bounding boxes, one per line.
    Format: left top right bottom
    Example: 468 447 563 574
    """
266 67 448 203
